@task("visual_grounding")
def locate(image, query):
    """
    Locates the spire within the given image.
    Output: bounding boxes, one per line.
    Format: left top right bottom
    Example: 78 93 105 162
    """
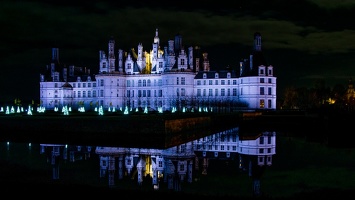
154 28 159 44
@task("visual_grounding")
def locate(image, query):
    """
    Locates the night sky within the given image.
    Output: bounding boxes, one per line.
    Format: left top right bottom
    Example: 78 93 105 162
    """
1 0 355 104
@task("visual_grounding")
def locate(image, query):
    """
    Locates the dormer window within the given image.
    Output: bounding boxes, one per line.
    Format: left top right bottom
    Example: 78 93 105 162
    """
259 66 266 76
215 73 219 78
203 73 207 79
227 72 231 78
268 66 273 76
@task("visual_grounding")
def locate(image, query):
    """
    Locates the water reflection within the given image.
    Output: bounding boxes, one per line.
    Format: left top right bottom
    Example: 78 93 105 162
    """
2 127 276 197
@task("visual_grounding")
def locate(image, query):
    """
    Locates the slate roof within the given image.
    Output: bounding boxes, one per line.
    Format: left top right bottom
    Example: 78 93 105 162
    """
194 70 239 79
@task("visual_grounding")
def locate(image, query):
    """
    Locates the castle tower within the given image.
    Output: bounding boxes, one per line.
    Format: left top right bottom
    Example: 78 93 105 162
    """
118 49 123 73
108 37 116 72
137 43 144 71
99 50 108 73
152 28 159 60
254 32 262 52
202 52 210 71
51 48 59 63
174 33 182 53
153 28 159 44
188 46 193 70
50 48 60 79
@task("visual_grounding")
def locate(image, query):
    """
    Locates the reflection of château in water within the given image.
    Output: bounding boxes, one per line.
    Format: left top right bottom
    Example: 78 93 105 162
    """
39 29 276 112
40 127 276 196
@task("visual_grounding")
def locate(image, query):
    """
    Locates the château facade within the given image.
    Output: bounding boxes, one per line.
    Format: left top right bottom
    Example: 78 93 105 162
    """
39 29 277 112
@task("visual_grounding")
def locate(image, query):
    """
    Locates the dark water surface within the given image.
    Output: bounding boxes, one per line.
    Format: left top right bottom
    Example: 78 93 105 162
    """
1 129 355 200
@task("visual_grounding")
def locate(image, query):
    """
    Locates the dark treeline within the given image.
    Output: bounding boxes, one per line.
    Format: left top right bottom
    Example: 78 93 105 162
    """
278 78 355 112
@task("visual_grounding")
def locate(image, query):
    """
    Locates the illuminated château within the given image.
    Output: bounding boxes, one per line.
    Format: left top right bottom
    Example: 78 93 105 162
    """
39 29 276 112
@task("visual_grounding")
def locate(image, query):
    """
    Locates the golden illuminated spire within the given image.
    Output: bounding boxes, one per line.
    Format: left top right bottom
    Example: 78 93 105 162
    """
131 48 138 59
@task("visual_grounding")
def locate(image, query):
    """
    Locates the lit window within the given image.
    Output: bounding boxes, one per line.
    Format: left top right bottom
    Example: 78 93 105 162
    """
260 99 265 108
